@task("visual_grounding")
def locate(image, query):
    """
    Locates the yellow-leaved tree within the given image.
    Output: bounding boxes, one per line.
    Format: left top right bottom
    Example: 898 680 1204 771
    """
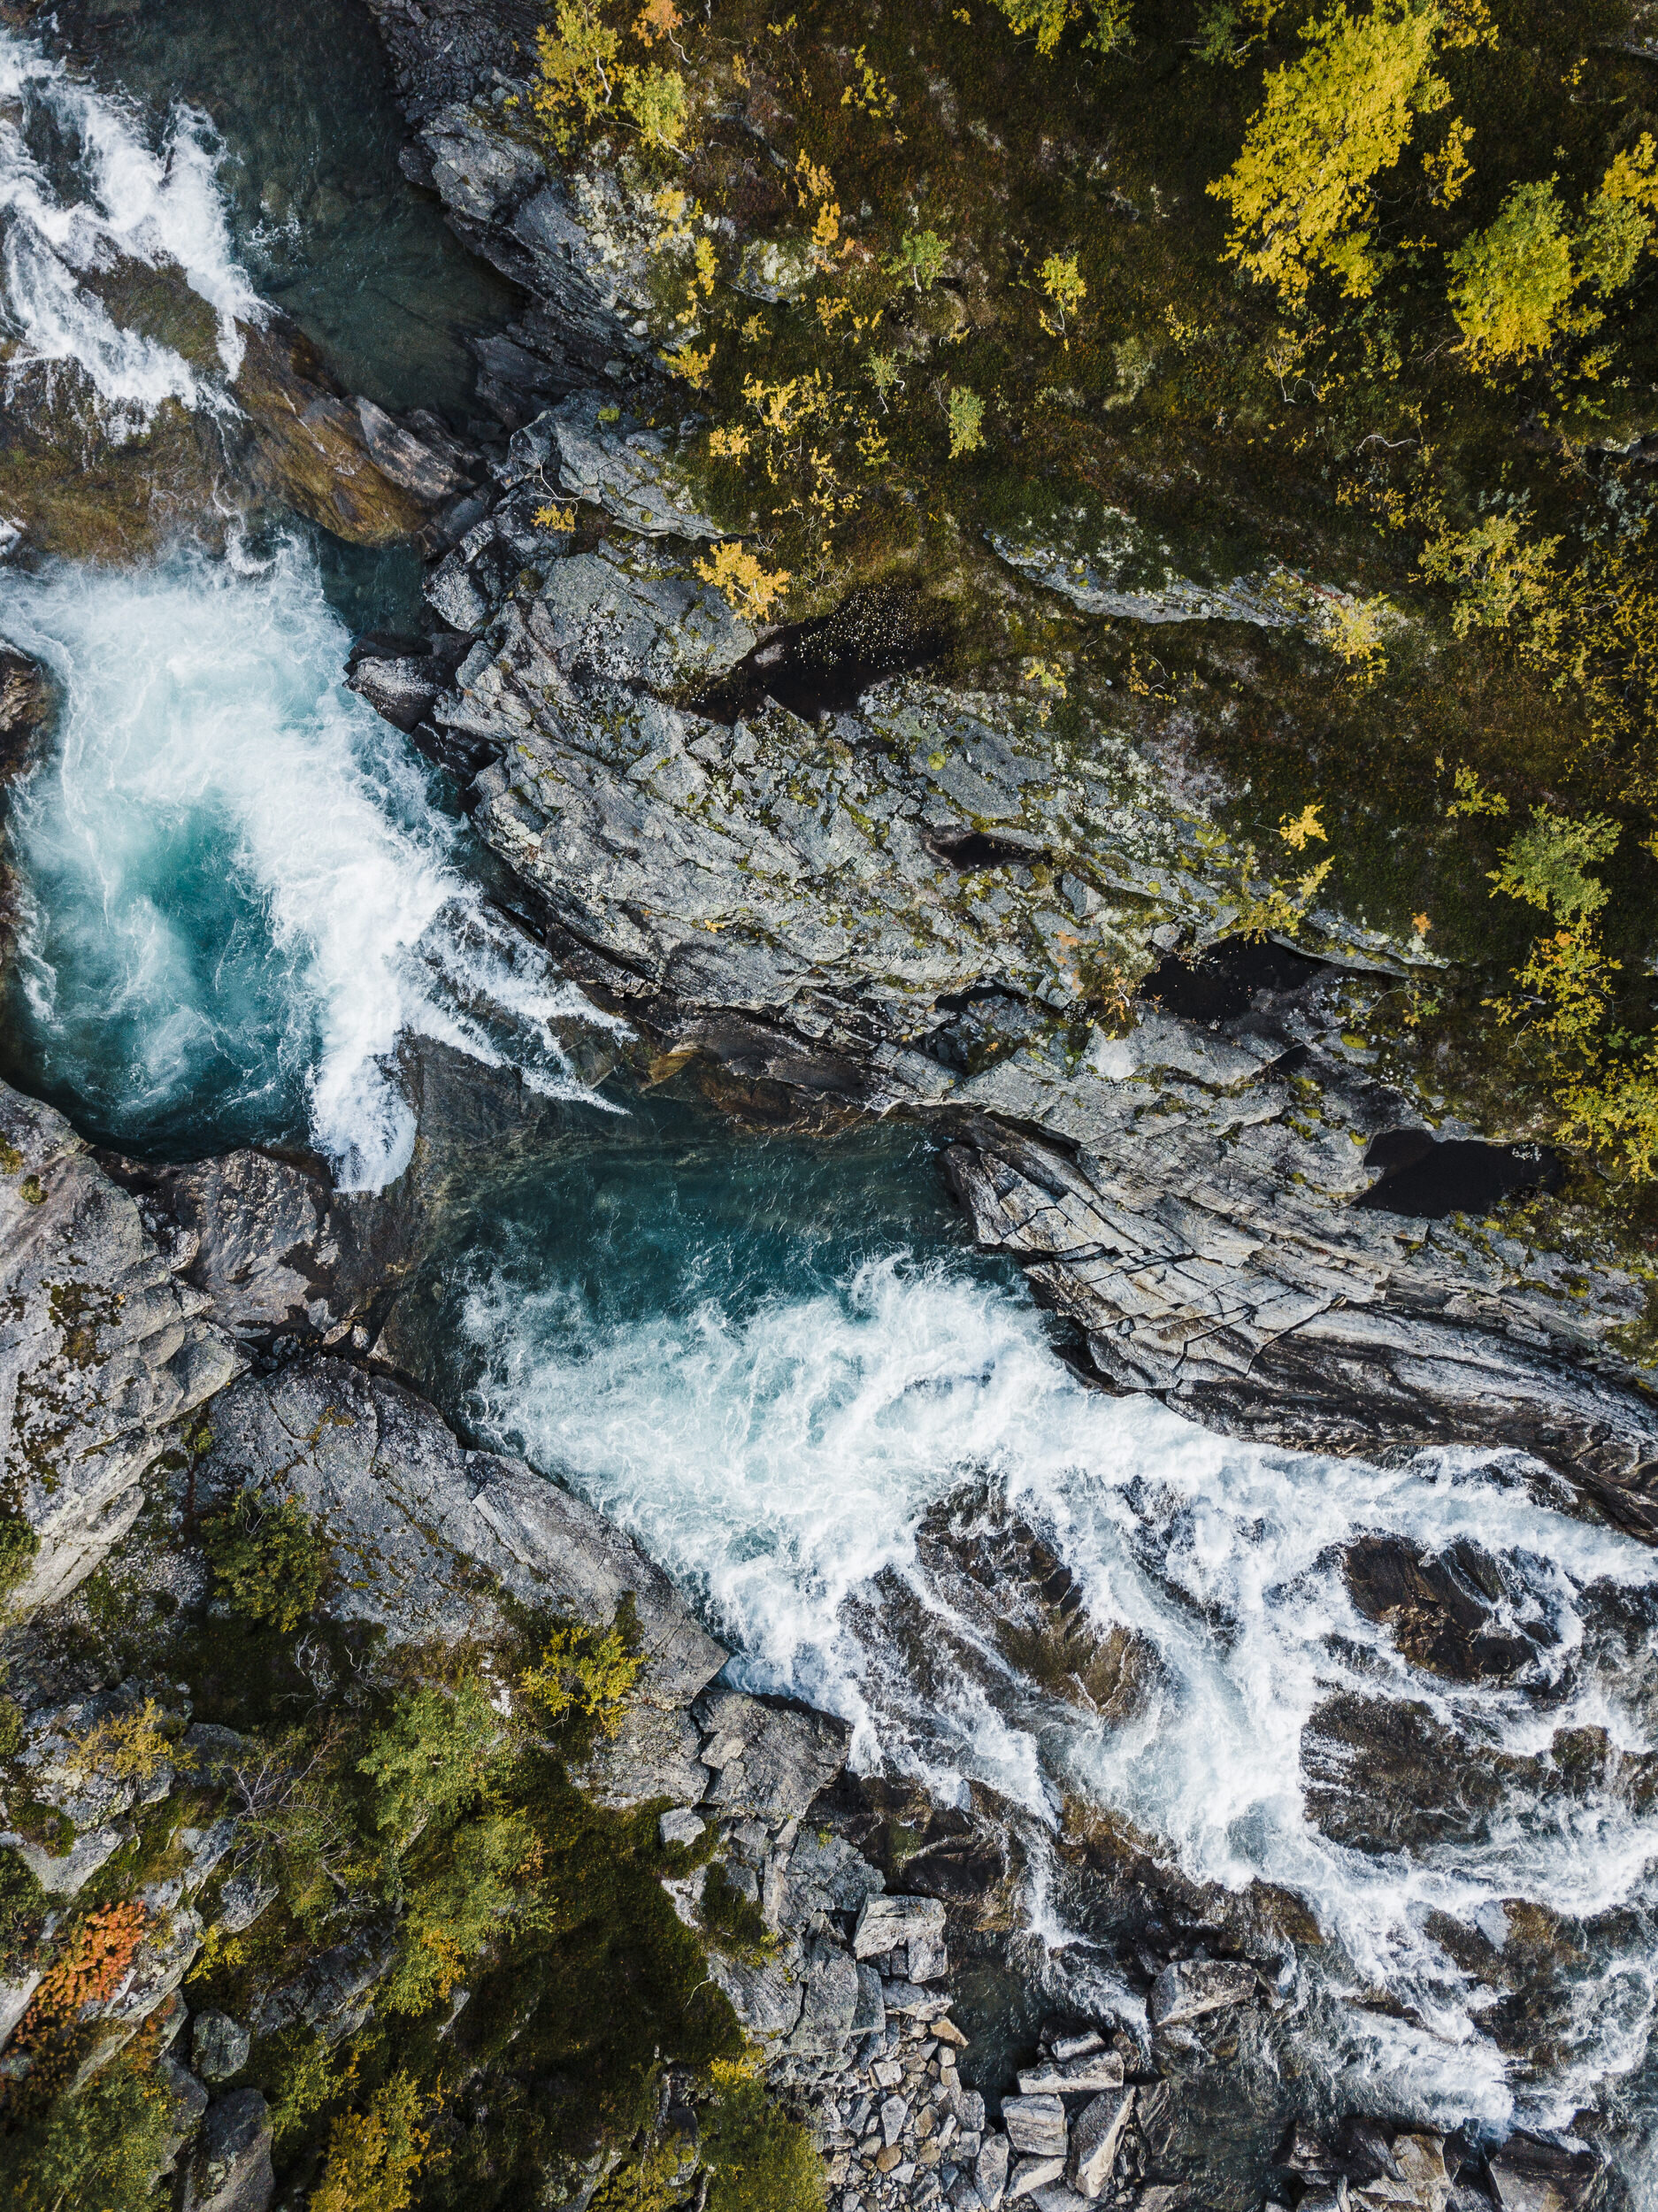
984 0 1132 58
1209 0 1485 304
1447 180 1577 365
1447 138 1658 367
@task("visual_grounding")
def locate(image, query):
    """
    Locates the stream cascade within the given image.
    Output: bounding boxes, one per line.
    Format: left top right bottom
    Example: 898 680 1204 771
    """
0 7 1655 2212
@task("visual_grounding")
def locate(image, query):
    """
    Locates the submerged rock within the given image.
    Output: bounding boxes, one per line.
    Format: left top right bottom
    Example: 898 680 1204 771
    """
234 317 482 549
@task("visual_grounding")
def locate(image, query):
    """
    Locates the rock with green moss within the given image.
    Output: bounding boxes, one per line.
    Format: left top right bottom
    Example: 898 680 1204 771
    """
195 1356 727 1725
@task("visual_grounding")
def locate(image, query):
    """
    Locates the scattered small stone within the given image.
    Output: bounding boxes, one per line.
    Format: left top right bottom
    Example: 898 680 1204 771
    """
1008 2152 1066 2200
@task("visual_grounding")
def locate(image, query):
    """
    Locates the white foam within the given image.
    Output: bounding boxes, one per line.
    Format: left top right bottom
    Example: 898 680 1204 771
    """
460 1248 1658 2128
0 26 261 424
0 539 610 1186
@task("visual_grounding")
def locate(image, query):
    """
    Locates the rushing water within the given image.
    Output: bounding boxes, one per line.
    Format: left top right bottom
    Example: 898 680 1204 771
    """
0 25 260 426
0 539 611 1181
4 3 1658 2187
50 0 518 417
382 1106 1658 2139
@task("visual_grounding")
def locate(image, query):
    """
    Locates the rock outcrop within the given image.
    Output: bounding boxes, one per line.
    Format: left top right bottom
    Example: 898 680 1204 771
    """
324 0 1658 1526
0 1082 242 1614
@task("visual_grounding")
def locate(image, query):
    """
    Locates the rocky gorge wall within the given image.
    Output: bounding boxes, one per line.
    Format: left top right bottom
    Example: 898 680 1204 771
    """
341 3 1658 1543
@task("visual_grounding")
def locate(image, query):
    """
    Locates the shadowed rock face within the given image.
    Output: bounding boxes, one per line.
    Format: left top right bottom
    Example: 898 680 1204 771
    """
0 651 50 784
0 647 53 987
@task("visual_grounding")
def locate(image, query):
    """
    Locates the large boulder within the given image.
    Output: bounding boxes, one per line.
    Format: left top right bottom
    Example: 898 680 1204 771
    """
196 1358 727 1714
181 2089 274 2212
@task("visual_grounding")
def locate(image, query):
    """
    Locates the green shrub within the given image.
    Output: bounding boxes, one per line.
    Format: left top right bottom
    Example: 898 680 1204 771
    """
0 1846 45 1973
384 1809 537 2016
202 1488 329 1632
0 1514 39 1601
2 2057 175 2212
700 2059 825 2212
516 1605 643 1755
357 1675 503 1847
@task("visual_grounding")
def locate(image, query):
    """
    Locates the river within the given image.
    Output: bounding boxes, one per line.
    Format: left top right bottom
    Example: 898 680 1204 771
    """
1 3 1655 2194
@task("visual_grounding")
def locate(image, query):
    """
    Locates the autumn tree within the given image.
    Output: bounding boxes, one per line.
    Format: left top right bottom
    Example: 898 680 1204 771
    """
1447 139 1658 366
1447 179 1575 365
1209 0 1485 304
983 0 1131 58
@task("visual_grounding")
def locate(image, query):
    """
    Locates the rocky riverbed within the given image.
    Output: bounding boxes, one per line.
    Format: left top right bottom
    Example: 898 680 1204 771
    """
1 1076 1606 2212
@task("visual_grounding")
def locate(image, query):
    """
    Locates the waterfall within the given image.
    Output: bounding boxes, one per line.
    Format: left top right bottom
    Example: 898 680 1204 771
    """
0 24 261 429
0 540 615 1187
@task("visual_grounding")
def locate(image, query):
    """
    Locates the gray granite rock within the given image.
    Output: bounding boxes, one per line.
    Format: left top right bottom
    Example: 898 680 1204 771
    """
8 1820 129 1896
694 1686 849 1818
196 1358 726 1716
522 393 723 540
1017 2051 1125 2096
787 1933 863 2054
705 1937 806 2044
193 2011 251 2082
1002 2096 1068 2159
250 1927 395 2045
1069 2088 1134 2199
854 1893 948 1962
0 1079 242 1614
1148 1957 1258 2028
976 2132 1011 2207
155 2054 211 2170
182 2088 274 2212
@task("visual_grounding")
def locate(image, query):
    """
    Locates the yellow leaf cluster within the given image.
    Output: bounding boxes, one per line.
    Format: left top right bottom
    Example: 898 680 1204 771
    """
695 541 792 620
984 0 1131 56
311 2076 430 2212
1209 0 1455 304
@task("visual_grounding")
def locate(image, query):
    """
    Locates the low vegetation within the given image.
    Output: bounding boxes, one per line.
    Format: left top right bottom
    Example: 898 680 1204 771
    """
0 1501 817 2212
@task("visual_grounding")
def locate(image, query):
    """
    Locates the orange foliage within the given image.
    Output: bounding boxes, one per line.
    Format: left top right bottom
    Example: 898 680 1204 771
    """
19 1900 150 2044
